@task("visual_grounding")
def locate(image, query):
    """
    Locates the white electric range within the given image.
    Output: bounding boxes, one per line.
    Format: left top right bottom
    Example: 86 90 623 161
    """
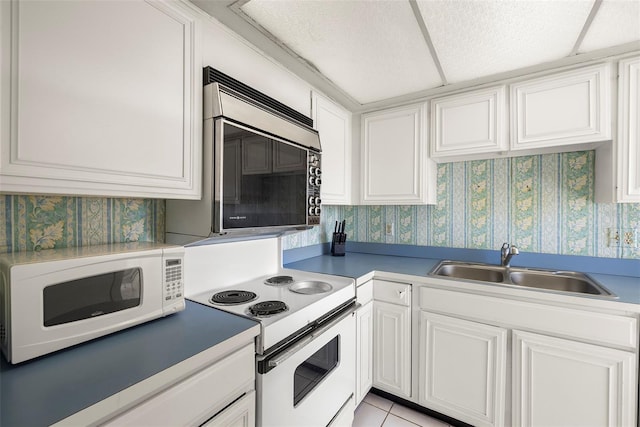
182 238 357 427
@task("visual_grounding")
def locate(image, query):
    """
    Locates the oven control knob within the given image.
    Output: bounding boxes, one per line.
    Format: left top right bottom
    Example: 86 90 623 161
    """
314 197 321 205
310 154 318 164
314 177 321 186
309 207 315 215
309 176 316 185
314 207 321 216
308 196 316 205
314 168 322 177
309 166 317 176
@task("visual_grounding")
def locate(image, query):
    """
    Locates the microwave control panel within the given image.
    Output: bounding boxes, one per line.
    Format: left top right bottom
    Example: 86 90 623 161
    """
163 258 183 302
307 152 322 225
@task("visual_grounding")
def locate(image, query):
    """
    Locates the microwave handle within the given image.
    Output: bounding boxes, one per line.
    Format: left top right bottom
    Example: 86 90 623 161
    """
266 303 359 370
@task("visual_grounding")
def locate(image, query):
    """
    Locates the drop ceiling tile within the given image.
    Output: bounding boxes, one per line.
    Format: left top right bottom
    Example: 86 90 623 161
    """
241 0 442 104
416 0 595 83
580 0 640 52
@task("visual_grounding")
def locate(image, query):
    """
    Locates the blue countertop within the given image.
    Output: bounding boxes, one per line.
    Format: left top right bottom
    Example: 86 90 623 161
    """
285 252 640 305
0 301 258 427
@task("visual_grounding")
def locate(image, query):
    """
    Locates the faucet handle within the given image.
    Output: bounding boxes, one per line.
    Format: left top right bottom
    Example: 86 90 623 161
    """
501 242 510 250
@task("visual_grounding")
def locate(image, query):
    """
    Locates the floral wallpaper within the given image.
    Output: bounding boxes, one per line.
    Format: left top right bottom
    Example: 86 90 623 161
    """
283 150 640 259
0 195 164 253
3 150 637 259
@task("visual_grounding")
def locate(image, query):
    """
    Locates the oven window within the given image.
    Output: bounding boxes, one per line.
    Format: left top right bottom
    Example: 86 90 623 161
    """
43 268 142 327
293 336 340 406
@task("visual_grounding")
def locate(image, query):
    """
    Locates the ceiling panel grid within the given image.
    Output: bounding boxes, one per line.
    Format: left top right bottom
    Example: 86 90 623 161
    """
195 0 640 110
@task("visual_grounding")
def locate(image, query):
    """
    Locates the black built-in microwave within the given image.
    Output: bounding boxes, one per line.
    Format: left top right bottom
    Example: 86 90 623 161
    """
166 68 322 242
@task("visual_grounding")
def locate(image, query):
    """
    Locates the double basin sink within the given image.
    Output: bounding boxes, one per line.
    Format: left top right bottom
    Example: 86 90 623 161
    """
429 260 617 298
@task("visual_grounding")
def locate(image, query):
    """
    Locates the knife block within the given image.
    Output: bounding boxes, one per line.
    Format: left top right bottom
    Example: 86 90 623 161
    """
331 233 346 256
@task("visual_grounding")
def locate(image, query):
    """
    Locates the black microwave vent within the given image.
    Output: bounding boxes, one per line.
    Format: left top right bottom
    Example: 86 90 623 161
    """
204 66 313 128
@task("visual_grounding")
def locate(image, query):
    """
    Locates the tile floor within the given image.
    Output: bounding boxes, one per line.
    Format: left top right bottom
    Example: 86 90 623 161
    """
353 393 452 427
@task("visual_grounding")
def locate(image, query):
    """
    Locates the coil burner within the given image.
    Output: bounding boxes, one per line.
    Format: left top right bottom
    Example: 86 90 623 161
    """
264 275 294 286
248 300 288 317
210 290 257 305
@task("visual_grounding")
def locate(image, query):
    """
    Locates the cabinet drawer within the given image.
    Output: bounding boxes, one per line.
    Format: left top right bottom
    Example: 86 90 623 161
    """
419 287 637 349
103 344 255 426
374 280 411 306
358 280 373 305
202 390 255 427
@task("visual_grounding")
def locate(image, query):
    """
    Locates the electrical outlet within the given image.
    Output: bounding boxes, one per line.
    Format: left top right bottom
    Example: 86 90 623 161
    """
622 229 638 248
607 228 638 248
607 228 621 247
385 223 394 236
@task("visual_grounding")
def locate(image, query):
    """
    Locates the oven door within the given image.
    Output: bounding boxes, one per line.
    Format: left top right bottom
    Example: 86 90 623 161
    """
256 305 356 427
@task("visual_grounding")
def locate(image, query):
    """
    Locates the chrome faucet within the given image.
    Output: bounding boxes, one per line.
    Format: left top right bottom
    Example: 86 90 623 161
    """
500 242 519 267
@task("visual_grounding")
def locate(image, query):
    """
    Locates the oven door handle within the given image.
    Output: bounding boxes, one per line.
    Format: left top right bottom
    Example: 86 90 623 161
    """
266 303 360 370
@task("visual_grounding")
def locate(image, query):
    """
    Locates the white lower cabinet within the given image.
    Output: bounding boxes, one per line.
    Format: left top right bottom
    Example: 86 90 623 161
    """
513 330 637 427
202 390 255 427
418 311 507 427
355 300 374 405
354 277 638 427
416 284 638 427
373 280 411 398
101 344 255 427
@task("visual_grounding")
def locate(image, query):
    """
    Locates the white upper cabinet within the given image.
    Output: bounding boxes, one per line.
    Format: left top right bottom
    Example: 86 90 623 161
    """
0 0 201 199
312 92 352 205
430 86 508 162
510 64 612 152
617 55 640 202
361 103 435 205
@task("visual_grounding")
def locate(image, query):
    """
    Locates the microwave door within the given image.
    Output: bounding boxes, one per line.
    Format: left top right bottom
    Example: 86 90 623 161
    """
216 120 309 234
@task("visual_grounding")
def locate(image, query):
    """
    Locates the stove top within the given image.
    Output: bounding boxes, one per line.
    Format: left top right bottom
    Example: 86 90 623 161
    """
264 275 294 286
187 268 355 354
210 290 257 305
248 300 288 316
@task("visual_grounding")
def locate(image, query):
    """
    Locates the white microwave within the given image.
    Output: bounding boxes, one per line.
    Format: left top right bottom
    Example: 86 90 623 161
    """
0 242 185 364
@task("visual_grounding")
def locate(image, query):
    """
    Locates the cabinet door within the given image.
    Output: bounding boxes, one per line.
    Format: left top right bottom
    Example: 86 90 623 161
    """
430 86 507 162
617 55 640 202
202 390 255 427
242 136 272 175
0 0 201 199
373 300 411 398
510 64 611 151
312 92 352 205
513 330 637 427
273 142 306 173
355 301 373 406
361 104 435 205
418 312 507 427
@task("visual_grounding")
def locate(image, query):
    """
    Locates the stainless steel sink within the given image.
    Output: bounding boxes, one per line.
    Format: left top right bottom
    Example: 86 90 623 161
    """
429 260 617 298
432 263 505 283
508 270 615 296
